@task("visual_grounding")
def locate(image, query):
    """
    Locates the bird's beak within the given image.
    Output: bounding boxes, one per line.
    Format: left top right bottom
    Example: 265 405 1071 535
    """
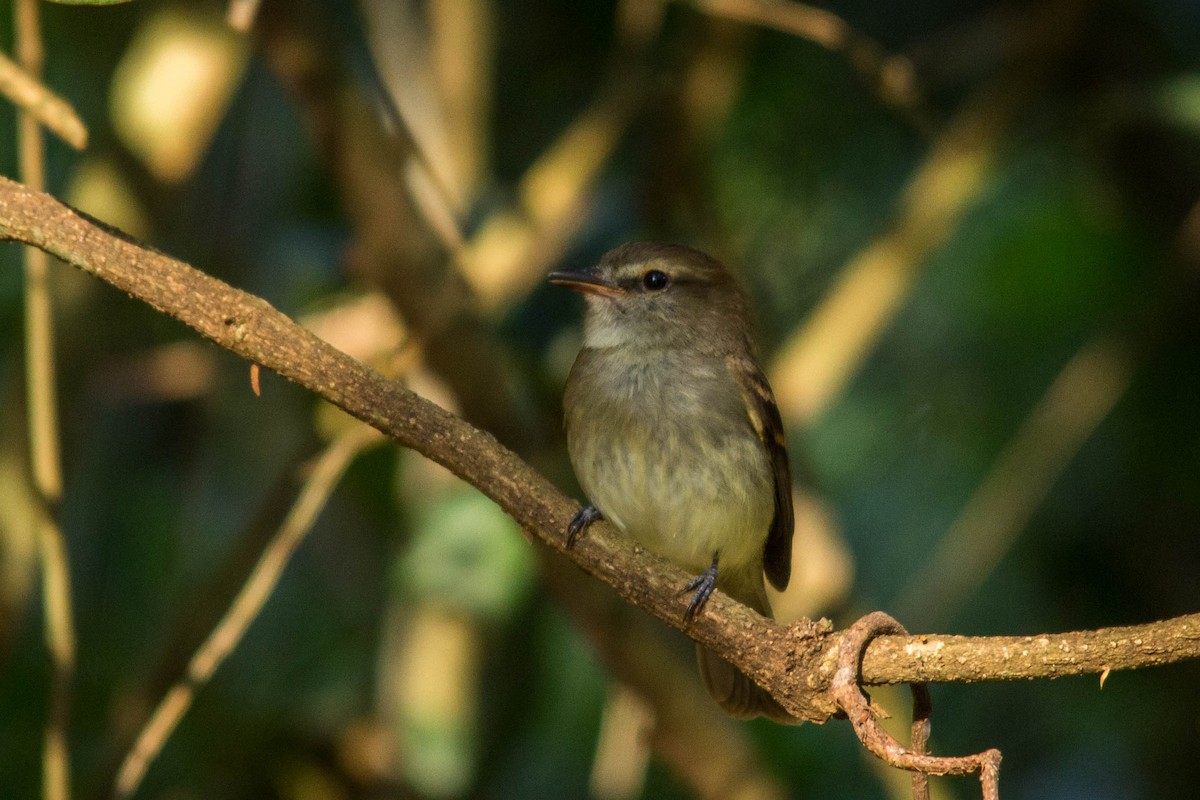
548 270 622 298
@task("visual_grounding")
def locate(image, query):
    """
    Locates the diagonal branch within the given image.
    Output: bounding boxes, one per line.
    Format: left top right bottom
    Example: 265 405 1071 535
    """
2 174 1199 723
0 173 838 719
0 50 88 150
677 0 932 132
111 423 384 799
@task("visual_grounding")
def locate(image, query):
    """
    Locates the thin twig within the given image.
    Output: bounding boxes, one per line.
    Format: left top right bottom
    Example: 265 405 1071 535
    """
832 612 1001 800
894 337 1133 625
16 2 75 800
427 0 493 196
909 686 931 800
769 79 1027 424
678 0 934 132
112 424 383 799
364 40 474 268
15 0 55 501
769 0 1089 425
462 70 649 309
257 8 542 453
37 507 74 800
0 51 87 149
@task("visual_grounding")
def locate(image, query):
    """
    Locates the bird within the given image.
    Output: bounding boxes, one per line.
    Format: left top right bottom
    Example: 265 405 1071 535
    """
550 241 797 723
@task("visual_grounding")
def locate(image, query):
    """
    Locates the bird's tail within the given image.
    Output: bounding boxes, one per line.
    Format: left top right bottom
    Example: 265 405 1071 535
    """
697 644 799 723
696 572 802 724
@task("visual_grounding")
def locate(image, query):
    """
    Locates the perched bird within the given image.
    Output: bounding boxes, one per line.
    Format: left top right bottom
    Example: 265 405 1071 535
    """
550 242 796 723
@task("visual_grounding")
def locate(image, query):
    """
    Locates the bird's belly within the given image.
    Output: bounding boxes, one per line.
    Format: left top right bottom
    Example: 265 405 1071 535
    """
572 424 773 576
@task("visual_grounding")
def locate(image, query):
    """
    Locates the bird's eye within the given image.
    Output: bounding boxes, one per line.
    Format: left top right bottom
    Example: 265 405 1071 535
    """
642 270 669 291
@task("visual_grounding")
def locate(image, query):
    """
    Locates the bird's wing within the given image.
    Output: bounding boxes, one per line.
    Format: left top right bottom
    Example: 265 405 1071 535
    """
727 352 793 591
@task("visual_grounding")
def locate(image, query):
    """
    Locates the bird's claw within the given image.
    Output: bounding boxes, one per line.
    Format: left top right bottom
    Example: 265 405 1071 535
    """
682 555 720 623
566 504 603 549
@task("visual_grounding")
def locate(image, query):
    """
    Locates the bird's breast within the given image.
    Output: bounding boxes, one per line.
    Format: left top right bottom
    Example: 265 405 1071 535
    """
563 346 774 576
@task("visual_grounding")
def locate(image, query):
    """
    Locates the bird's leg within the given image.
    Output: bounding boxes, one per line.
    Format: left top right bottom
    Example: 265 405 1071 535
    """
683 553 720 623
566 504 603 548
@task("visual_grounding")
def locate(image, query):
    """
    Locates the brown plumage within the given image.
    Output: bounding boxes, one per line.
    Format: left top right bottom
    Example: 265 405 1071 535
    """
552 242 797 723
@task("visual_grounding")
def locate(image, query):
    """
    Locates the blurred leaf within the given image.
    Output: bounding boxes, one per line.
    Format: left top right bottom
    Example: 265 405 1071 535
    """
1159 73 1200 132
110 7 249 182
399 488 537 622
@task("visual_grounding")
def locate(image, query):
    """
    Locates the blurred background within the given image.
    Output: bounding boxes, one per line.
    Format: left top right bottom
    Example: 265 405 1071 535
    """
2 0 1199 798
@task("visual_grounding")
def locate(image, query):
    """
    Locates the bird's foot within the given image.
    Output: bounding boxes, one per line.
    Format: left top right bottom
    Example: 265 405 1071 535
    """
682 554 720 623
566 504 603 549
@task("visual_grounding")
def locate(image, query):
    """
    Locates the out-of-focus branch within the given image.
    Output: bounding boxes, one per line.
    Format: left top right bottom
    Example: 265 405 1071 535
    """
363 0 656 313
677 0 933 132
770 76 1020 424
3 176 1200 699
0 386 41 652
257 5 543 453
427 0 493 199
226 0 262 32
894 337 1134 625
0 51 88 149
112 423 384 800
895 123 1200 629
460 70 649 310
769 0 1088 426
15 3 75 800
